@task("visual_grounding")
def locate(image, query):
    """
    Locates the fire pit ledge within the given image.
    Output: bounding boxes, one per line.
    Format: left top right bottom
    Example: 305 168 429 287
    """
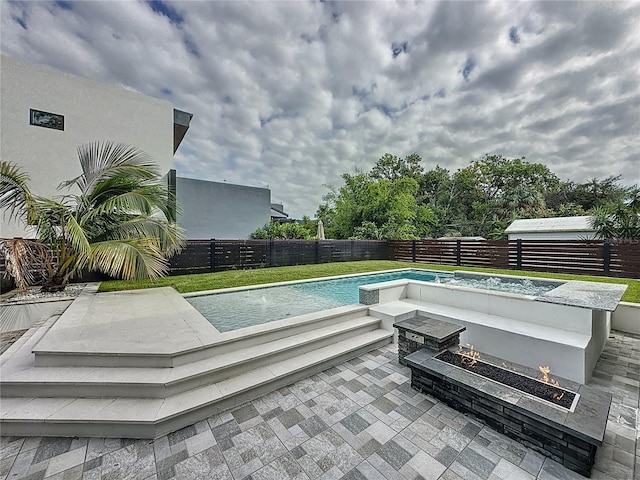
405 348 612 478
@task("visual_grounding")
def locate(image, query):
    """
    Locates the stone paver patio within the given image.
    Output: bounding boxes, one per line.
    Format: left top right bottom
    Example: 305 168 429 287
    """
1 331 638 480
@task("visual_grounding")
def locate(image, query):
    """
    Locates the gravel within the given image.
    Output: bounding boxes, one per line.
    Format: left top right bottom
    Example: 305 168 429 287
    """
2 285 85 303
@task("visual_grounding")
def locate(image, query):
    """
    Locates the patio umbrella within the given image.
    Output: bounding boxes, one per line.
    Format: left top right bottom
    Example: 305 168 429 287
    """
317 219 325 240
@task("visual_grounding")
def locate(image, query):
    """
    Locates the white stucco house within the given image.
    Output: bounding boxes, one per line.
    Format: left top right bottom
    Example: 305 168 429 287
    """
505 216 597 240
1 56 278 240
0 55 192 239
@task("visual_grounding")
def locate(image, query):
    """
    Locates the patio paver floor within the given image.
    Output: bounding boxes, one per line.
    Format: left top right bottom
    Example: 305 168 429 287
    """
1 331 638 480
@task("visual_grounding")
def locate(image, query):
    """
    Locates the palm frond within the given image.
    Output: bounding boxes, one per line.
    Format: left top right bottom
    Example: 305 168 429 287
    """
0 238 51 291
63 213 92 263
0 161 34 222
88 238 169 280
60 141 158 195
5 142 181 286
30 197 69 248
90 190 156 217
108 216 185 254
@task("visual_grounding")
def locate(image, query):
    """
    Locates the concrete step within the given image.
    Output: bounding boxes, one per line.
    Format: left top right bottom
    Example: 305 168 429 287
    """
0 329 393 438
1 315 382 398
33 304 373 368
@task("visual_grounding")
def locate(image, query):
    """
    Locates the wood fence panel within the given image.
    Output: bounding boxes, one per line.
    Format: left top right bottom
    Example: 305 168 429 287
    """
460 241 509 268
168 240 211 275
137 238 640 279
414 241 458 265
389 240 414 262
610 240 640 278
389 239 638 279
509 240 606 276
167 239 391 273
211 241 243 271
329 240 352 263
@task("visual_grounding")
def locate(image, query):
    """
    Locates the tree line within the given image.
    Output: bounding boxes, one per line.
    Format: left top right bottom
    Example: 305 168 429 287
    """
314 153 639 240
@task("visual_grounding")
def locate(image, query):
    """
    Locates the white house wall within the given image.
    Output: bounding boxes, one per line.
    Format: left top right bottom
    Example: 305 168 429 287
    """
1 56 174 238
507 231 596 241
176 177 271 239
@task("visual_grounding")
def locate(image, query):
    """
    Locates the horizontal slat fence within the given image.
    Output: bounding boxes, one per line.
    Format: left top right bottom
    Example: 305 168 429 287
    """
512 240 605 276
2 238 637 290
390 239 639 279
168 239 390 275
610 240 640 278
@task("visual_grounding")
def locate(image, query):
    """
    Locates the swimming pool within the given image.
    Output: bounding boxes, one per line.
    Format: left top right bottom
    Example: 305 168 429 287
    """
186 269 448 332
186 269 563 332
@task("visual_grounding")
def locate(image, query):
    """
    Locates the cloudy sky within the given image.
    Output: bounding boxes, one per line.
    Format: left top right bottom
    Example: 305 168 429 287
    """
2 1 639 218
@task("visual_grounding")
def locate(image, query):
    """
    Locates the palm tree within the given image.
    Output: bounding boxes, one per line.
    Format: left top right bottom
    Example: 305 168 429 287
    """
590 188 640 240
0 141 184 291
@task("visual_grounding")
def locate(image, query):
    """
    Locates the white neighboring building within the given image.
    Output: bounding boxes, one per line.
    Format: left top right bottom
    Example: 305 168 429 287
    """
0 55 191 238
505 216 597 240
171 173 272 239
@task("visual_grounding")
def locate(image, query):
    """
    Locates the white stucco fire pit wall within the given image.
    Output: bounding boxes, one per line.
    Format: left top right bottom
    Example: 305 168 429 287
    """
360 276 626 384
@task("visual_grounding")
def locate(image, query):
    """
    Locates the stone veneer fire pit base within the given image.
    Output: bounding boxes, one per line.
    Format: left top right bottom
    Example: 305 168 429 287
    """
405 348 612 477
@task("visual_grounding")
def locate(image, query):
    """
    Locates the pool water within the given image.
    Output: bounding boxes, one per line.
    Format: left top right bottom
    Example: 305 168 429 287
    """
440 275 562 297
187 270 447 332
187 269 562 332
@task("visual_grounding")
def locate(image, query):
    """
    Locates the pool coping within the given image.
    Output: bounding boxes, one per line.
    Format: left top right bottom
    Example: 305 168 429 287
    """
26 285 376 366
182 267 447 298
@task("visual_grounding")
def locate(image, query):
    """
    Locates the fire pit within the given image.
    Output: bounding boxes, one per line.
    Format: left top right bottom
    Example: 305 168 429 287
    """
397 316 612 478
436 347 578 411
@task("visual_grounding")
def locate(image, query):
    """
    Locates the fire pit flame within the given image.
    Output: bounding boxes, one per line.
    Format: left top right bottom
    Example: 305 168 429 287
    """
455 344 480 367
501 362 517 371
538 365 565 401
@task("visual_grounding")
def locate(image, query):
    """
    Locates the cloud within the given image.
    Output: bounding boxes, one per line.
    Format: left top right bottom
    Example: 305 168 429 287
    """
1 0 638 219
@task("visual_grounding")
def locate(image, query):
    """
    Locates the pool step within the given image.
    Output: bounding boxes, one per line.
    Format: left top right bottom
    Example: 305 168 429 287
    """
0 329 392 438
1 315 383 398
32 304 374 368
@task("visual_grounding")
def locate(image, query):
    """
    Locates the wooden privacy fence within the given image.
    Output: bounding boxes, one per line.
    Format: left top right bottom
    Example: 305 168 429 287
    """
389 239 640 279
1 238 637 287
168 239 390 275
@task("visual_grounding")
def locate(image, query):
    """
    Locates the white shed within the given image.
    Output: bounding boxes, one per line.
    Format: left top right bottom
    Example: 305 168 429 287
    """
505 216 597 240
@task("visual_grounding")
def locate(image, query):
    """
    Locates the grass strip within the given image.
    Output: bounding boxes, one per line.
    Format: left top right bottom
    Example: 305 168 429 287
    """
98 260 639 303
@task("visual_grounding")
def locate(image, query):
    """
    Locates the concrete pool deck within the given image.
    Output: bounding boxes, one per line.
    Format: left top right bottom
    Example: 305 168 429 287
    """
30 285 222 359
0 286 393 437
1 277 637 478
1 334 638 480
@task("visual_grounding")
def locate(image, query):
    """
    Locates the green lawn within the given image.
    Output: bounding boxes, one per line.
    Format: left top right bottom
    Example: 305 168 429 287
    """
98 260 640 303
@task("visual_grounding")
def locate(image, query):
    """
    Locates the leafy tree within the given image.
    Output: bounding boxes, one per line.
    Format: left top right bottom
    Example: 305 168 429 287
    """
569 176 630 211
451 155 560 237
251 221 312 239
370 153 424 182
299 215 318 238
352 221 382 240
320 170 435 240
0 142 184 291
318 151 635 240
315 202 337 239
